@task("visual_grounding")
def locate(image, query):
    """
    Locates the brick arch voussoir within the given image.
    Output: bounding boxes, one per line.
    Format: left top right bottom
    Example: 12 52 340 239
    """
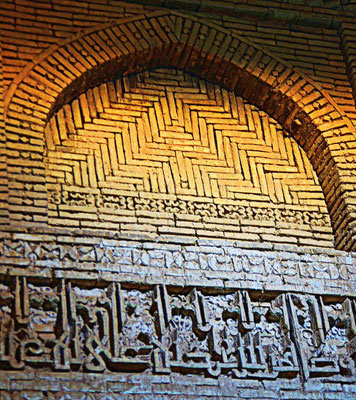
4 10 356 251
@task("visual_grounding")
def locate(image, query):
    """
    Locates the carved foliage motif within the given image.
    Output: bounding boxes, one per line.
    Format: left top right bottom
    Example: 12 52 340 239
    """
0 275 355 381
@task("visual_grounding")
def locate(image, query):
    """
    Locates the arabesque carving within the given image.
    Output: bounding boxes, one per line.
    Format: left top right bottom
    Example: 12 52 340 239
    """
48 189 331 228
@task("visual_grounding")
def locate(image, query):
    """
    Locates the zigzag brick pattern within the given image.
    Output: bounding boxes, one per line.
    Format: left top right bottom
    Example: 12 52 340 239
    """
45 68 334 247
4 10 356 250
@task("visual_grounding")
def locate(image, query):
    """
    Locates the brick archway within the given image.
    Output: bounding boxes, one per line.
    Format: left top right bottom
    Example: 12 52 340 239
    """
4 9 356 251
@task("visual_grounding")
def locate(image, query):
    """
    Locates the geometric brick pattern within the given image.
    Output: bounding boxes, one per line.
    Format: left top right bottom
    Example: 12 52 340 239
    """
44 68 334 246
4 10 356 250
46 68 327 204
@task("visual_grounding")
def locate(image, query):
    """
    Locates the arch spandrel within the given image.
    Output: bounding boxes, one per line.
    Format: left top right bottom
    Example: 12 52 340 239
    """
4 10 356 250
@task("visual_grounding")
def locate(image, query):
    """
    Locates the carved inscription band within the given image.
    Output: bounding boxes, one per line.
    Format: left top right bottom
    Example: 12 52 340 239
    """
0 275 355 381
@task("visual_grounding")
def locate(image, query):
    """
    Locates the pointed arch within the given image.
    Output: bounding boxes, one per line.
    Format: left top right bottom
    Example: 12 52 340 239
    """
4 9 356 250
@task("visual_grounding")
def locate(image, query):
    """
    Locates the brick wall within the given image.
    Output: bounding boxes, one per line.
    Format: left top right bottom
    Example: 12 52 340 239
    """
1 1 356 399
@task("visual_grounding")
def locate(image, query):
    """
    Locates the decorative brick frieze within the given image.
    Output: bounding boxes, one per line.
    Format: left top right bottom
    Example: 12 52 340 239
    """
0 232 354 296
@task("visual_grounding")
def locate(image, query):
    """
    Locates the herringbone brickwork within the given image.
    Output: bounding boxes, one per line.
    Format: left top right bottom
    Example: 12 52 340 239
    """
45 68 334 246
4 10 356 250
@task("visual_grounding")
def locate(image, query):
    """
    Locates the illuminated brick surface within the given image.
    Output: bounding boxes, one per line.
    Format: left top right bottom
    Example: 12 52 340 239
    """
1 1 356 399
45 68 334 246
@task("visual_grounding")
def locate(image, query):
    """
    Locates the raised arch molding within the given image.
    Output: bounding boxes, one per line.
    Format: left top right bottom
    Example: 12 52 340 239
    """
4 9 356 251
